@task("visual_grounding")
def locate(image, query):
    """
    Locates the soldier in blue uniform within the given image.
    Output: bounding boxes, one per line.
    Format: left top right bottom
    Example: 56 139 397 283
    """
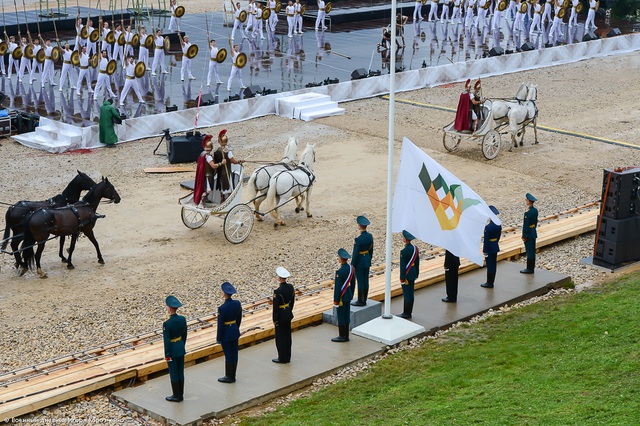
332 248 355 343
442 250 460 303
520 193 538 274
398 230 420 319
163 295 188 402
217 282 243 383
272 266 295 364
351 215 373 307
481 205 502 288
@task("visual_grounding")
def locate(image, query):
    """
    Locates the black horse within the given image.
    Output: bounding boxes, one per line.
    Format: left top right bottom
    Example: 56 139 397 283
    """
1 170 97 275
22 177 121 278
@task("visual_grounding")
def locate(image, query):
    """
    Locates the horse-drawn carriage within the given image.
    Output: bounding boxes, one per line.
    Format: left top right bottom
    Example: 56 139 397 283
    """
179 139 316 244
442 83 539 160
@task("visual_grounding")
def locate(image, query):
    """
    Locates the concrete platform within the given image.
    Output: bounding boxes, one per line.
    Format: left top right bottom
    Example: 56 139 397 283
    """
113 261 569 425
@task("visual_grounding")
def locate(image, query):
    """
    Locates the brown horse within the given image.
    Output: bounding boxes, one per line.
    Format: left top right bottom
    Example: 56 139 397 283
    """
21 178 121 278
1 170 97 275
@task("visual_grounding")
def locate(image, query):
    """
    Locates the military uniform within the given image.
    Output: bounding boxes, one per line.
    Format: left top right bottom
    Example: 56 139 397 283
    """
273 267 295 363
217 282 242 383
482 205 502 288
442 250 460 303
521 193 538 274
163 295 187 402
332 249 354 342
398 230 420 319
351 216 373 306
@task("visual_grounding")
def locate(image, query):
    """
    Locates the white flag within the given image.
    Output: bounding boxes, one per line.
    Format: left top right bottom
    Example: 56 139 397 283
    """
392 137 501 266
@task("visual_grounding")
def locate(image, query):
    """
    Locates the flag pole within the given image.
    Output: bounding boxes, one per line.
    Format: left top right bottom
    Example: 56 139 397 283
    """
383 0 397 320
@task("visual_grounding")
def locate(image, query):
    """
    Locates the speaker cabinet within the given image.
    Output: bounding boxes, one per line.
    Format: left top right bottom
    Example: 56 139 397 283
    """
582 31 599 41
601 168 640 219
607 28 622 37
489 46 504 57
597 216 640 243
351 68 368 80
243 85 261 98
594 237 640 265
521 42 535 51
168 134 203 164
200 93 216 106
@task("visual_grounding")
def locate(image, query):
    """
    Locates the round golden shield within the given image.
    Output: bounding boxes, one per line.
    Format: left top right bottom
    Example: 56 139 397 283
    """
106 30 116 44
12 47 23 60
576 2 583 12
117 33 125 46
80 26 89 39
186 44 198 59
275 2 282 13
262 8 271 20
135 61 146 77
216 47 227 63
164 36 171 51
36 48 45 63
51 46 61 62
300 4 306 14
519 2 528 13
90 29 100 43
175 5 185 17
106 59 117 75
144 34 154 49
421 0 427 4
557 7 566 18
235 52 247 68
562 0 570 8
325 2 332 14
498 0 507 11
0 41 7 56
239 10 248 22
90 52 99 68
71 50 80 66
132 33 140 47
24 44 35 60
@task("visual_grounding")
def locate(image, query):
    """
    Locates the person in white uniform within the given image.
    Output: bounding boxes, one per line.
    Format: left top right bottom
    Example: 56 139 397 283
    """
112 23 124 64
6 35 19 78
451 0 462 24
541 0 552 23
315 0 327 31
440 0 451 23
39 35 57 87
123 25 134 58
548 0 564 43
75 45 93 95
246 0 257 35
231 2 248 41
226 43 246 92
18 36 32 83
179 35 196 82
86 19 97 56
119 55 144 106
427 0 439 21
295 0 304 33
270 0 280 32
286 1 296 37
512 0 526 34
59 43 76 91
584 0 597 31
465 0 477 28
529 0 542 36
74 17 85 51
169 0 181 32
254 3 266 39
477 0 490 28
29 38 42 85
94 49 116 99
207 39 223 87
413 0 423 22
151 29 168 76
138 26 150 68
100 20 112 60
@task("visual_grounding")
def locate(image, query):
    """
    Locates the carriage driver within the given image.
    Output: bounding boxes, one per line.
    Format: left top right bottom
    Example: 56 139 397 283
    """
470 79 486 132
213 130 244 202
193 132 244 205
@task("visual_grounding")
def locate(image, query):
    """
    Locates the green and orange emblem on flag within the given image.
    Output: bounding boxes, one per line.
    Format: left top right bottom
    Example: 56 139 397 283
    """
419 164 480 231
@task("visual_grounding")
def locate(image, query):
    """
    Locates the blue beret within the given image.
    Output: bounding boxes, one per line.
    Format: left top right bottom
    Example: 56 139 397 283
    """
356 215 370 226
525 193 537 202
221 281 237 295
402 230 415 240
338 248 351 259
166 295 182 309
489 205 499 215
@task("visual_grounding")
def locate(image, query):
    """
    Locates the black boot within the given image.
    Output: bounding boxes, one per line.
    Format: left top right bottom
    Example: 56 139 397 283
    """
178 380 184 401
351 296 365 307
520 259 535 274
481 272 496 288
218 363 236 383
230 362 237 382
397 301 413 319
331 325 349 342
165 381 181 402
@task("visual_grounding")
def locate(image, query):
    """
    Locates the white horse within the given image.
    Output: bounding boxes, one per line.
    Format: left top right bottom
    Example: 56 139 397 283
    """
244 136 299 220
261 144 316 227
491 82 529 125
490 83 538 149
504 85 538 148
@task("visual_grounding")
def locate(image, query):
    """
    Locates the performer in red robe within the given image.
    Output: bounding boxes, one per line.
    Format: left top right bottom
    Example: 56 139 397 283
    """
193 134 214 205
453 79 472 132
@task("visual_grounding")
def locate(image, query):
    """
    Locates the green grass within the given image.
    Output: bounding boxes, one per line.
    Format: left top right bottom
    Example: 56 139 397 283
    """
239 273 640 425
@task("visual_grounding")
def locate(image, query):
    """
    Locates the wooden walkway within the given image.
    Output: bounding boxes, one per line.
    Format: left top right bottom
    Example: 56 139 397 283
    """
0 202 599 419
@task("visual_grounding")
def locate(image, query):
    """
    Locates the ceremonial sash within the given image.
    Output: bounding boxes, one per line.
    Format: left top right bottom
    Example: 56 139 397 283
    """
405 244 418 277
340 265 354 299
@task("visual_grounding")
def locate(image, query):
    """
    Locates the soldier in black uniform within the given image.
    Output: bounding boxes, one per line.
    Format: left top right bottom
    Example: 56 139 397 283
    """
520 193 538 274
482 205 502 288
163 295 188 402
398 230 420 319
212 129 244 201
351 215 373 307
217 282 243 383
272 267 295 363
442 250 460 303
332 248 355 343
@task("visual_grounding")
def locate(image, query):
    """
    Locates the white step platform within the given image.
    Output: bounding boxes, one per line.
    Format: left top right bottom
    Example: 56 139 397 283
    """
276 93 345 121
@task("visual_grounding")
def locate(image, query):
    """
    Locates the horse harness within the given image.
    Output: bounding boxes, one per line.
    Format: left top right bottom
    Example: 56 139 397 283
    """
43 203 105 233
274 164 315 196
255 162 297 192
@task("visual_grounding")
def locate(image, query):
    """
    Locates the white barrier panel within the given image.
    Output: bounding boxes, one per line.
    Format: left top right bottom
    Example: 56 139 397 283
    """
13 33 640 153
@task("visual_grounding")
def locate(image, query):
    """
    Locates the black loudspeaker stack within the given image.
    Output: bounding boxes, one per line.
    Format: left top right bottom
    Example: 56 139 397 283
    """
167 132 204 164
594 167 640 266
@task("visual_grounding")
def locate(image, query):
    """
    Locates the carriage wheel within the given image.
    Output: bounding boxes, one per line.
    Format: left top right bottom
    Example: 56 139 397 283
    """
181 206 209 229
443 132 462 152
223 204 254 244
482 130 502 160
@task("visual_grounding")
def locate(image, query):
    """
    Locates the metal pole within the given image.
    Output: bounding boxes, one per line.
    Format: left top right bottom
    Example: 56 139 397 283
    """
383 0 397 320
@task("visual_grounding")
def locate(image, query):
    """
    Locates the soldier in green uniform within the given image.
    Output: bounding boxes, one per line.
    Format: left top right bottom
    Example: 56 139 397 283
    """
163 295 188 402
332 248 355 343
351 215 373 307
217 282 243 383
481 205 502 288
398 230 420 319
272 266 295 364
520 193 538 274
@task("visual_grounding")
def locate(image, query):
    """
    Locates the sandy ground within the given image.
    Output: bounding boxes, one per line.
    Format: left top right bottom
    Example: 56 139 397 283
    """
1 50 640 384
